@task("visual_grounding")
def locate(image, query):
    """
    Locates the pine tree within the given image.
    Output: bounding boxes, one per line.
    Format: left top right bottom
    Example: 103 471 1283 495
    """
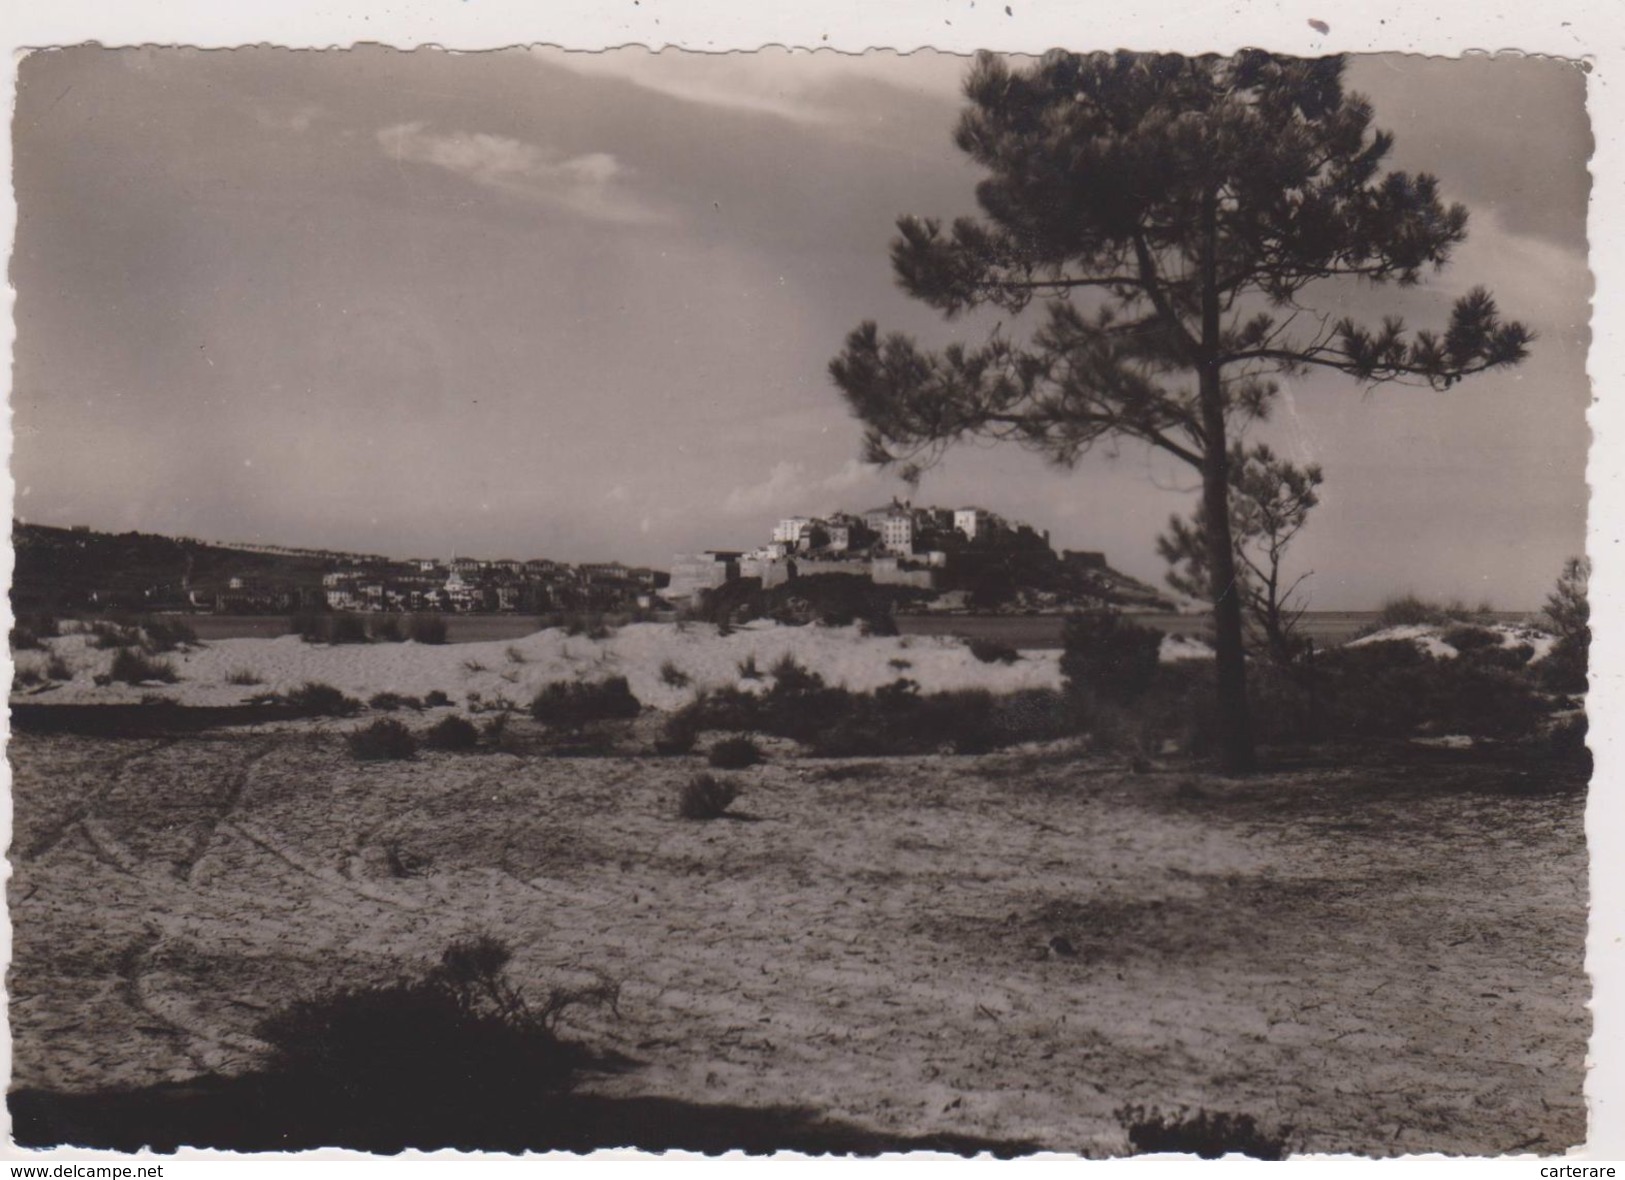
829 50 1531 771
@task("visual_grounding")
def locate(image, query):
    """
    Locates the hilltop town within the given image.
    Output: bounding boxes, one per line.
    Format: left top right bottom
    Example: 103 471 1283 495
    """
670 500 1172 613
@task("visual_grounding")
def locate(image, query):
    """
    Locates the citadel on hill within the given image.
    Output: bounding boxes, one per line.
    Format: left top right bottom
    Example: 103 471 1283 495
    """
669 500 1169 613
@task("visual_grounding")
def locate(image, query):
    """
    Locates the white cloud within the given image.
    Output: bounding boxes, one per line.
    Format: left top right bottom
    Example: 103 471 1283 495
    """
535 47 969 128
722 459 887 517
376 122 661 223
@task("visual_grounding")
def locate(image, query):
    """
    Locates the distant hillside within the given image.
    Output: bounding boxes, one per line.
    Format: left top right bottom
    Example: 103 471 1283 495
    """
11 523 352 614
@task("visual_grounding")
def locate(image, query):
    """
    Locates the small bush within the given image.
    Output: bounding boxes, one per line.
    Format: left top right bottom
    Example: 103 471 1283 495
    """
347 718 419 761
505 646 527 665
91 622 140 650
660 660 691 688
530 677 641 725
463 659 487 674
1441 624 1501 653
769 653 823 694
737 654 762 681
368 691 421 712
653 708 701 755
140 616 198 652
424 714 480 752
14 665 43 688
562 613 612 640
110 647 178 685
888 657 913 672
286 681 363 717
968 638 1021 665
11 626 44 651
424 689 453 708
17 613 60 641
679 773 739 820
1373 593 1486 629
1117 1105 1291 1161
1317 641 1548 740
708 736 763 769
44 654 73 681
480 712 511 748
409 615 449 645
1060 613 1163 702
227 668 264 686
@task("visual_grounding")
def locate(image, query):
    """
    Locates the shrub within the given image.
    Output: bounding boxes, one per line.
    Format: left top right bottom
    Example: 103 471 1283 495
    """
424 714 480 752
91 622 140 650
286 681 364 717
254 937 586 1126
409 615 449 645
139 616 198 652
347 718 419 761
737 654 762 681
368 691 421 712
109 647 178 685
505 645 527 665
16 613 60 641
1540 557 1589 694
480 712 511 748
769 653 823 694
1441 624 1501 653
14 665 43 688
44 654 72 681
968 638 1021 665
10 626 44 651
679 773 739 820
708 736 763 769
660 660 691 688
1116 1105 1291 1161
424 689 452 708
463 659 487 674
562 613 612 640
1060 612 1163 702
653 708 701 756
530 677 641 726
1317 641 1547 740
227 668 264 686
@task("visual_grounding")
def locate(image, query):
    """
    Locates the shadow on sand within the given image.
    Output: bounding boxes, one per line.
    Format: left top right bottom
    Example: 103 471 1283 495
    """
10 1076 1039 1157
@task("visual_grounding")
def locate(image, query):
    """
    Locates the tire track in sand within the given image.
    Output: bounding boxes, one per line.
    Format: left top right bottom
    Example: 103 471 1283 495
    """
22 738 181 863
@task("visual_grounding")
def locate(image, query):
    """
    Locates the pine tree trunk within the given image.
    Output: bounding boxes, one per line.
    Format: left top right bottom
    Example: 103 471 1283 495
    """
1196 187 1256 772
1198 378 1257 773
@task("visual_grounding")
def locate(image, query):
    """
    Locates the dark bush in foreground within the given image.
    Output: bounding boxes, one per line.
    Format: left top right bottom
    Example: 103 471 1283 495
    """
286 681 364 717
708 736 763 769
347 718 419 761
1318 641 1547 739
659 660 690 688
530 677 641 726
1117 1105 1291 1161
673 674 1077 758
424 689 453 708
255 937 586 1121
424 714 480 752
109 648 178 685
1060 613 1163 702
679 773 739 820
91 622 141 650
968 638 1021 665
409 615 449 645
44 654 72 681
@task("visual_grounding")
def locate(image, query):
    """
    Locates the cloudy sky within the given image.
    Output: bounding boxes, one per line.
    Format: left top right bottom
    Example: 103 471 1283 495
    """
11 48 1590 608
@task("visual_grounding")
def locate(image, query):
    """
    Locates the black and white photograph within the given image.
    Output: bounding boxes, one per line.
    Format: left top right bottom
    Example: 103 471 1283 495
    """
2 5 1610 1164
